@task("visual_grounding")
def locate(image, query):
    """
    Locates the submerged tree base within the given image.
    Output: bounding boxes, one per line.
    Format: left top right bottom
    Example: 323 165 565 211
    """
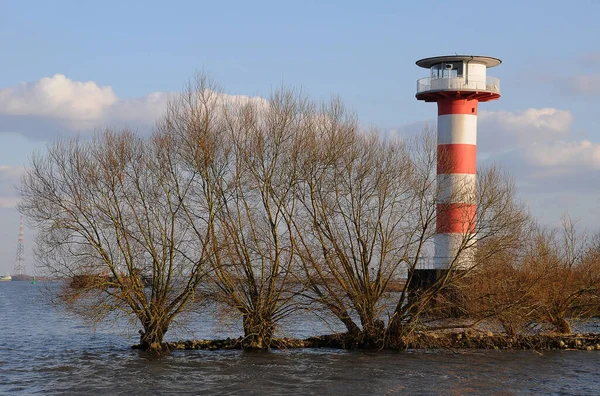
131 331 600 352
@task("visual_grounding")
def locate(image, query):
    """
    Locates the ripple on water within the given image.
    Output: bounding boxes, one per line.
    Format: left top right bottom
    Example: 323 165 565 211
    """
2 282 600 395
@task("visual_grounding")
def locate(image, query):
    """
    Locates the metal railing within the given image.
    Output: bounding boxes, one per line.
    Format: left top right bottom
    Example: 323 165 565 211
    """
416 76 500 95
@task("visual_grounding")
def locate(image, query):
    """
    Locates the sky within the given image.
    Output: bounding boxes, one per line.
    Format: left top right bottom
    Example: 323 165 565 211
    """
0 0 599 274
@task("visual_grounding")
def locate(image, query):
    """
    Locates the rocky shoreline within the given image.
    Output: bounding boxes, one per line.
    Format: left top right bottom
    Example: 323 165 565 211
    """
133 331 600 352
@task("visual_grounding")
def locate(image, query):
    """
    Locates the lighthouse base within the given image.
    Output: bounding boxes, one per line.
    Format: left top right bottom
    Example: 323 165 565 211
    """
408 269 448 291
407 268 468 317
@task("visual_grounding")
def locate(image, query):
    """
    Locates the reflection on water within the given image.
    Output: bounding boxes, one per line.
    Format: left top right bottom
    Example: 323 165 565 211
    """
1 282 600 395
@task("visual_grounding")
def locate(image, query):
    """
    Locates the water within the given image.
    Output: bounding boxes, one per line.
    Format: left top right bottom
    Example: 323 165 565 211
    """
1 282 600 395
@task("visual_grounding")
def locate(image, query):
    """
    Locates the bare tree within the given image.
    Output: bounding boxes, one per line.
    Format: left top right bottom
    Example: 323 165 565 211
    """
287 116 529 347
458 220 538 336
287 100 420 347
524 216 600 333
394 162 529 331
160 74 304 348
19 128 210 351
462 215 600 336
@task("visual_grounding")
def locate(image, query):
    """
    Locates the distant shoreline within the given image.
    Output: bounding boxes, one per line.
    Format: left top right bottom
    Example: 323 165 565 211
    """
1 276 59 282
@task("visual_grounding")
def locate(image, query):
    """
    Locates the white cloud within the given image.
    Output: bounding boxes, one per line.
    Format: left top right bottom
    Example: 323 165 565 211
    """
0 74 162 134
487 108 573 134
526 140 600 169
478 108 573 153
477 108 600 227
476 109 600 189
0 74 118 125
0 74 270 139
107 91 171 126
391 107 600 200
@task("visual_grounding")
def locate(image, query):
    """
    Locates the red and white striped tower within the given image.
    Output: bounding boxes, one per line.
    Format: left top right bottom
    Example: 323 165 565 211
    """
415 55 501 282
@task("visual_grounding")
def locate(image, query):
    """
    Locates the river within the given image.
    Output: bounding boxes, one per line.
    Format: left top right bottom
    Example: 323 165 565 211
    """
1 281 599 395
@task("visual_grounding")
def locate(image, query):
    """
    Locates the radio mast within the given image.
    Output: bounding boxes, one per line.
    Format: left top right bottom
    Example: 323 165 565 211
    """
13 216 26 275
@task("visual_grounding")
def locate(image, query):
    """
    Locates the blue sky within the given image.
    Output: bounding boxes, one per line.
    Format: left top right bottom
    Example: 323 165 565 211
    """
0 0 599 274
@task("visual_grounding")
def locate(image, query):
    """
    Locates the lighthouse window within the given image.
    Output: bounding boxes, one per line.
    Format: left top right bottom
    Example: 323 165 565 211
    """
443 67 458 78
431 62 464 79
431 64 442 79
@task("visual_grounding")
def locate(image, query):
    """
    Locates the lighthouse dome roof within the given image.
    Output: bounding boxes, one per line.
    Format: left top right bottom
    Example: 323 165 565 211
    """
416 55 501 69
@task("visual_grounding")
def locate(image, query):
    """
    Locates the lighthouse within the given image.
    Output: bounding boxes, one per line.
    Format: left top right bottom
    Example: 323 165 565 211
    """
415 55 501 285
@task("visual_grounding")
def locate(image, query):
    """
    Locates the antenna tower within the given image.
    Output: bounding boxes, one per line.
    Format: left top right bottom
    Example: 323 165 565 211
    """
13 216 26 275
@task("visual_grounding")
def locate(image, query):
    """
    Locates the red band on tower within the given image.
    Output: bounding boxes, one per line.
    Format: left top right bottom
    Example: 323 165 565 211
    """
437 99 479 116
437 144 477 174
436 203 476 233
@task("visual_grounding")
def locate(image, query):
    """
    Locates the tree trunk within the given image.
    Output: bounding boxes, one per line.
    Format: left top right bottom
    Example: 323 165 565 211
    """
242 312 274 349
360 317 385 348
387 299 424 349
327 303 361 337
139 317 170 352
553 317 572 334
500 320 517 337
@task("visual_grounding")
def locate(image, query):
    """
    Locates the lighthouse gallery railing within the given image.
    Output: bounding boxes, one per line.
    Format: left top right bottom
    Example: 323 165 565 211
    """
416 76 500 95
